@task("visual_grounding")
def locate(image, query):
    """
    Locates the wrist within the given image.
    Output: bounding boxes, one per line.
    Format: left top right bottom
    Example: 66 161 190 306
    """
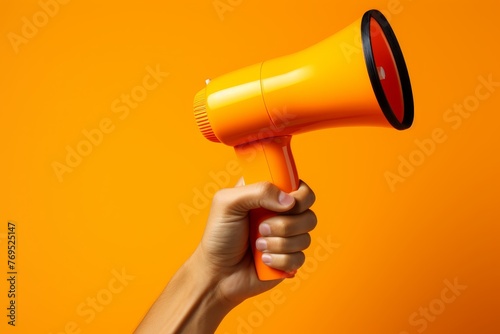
190 245 221 285
187 247 236 324
135 248 235 334
191 245 242 309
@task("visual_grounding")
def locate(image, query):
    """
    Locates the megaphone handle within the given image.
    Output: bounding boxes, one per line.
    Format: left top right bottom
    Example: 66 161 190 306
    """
234 136 300 281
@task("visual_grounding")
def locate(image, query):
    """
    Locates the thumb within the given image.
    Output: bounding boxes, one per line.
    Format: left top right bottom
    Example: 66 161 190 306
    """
212 182 295 218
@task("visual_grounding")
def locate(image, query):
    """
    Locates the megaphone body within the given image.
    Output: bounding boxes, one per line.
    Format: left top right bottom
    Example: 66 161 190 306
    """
193 9 414 280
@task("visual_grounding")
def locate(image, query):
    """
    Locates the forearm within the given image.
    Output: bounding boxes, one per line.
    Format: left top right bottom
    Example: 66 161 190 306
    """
135 248 234 334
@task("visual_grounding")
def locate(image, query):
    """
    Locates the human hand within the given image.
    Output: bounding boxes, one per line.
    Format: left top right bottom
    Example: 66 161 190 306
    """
194 179 317 308
135 180 316 333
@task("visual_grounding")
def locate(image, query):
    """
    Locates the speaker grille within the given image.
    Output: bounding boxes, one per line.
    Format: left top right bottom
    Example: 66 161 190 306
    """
193 89 220 143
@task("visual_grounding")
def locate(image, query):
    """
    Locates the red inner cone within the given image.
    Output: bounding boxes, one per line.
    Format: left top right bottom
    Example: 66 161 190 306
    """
370 17 404 123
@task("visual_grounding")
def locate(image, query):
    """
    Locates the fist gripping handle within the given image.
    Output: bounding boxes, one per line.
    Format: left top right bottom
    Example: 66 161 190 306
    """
234 136 299 280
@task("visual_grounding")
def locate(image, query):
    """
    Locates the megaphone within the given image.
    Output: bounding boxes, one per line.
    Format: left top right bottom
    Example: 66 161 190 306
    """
193 9 414 281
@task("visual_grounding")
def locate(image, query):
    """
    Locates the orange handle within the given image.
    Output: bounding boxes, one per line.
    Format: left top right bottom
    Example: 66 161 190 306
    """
234 136 299 281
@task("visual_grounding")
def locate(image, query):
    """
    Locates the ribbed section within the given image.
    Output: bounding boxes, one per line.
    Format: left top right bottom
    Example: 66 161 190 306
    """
193 89 219 143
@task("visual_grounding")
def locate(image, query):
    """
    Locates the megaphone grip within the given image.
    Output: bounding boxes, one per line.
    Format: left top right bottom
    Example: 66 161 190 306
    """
234 136 300 281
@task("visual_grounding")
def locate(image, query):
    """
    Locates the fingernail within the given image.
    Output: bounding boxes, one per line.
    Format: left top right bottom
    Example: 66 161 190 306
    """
278 191 294 206
256 238 267 251
262 253 272 265
259 223 271 236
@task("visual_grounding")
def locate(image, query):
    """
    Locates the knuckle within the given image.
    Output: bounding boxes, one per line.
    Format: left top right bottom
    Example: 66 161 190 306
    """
303 234 312 249
255 182 275 207
295 252 306 268
257 181 275 195
276 218 289 235
211 189 224 203
274 237 286 251
308 210 318 228
309 189 316 205
211 188 230 206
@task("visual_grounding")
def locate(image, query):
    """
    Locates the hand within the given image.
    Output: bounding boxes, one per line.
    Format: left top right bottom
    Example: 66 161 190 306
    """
195 180 317 307
135 180 317 333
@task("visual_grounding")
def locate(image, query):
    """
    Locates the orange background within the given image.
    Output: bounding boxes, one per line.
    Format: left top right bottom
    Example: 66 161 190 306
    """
1 0 499 333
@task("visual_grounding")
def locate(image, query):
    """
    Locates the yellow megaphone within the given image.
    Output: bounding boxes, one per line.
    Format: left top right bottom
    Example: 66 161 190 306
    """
193 9 414 280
